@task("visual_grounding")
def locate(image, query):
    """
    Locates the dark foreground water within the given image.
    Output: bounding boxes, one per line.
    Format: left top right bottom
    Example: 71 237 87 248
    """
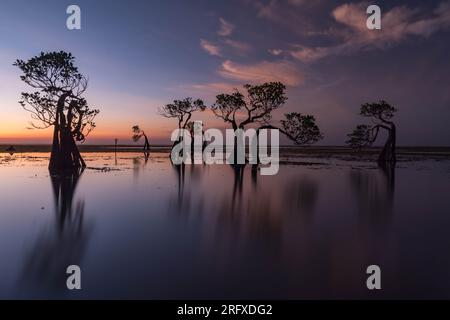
0 152 449 299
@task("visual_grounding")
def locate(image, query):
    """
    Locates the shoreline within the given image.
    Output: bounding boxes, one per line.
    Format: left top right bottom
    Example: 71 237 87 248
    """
1 145 450 158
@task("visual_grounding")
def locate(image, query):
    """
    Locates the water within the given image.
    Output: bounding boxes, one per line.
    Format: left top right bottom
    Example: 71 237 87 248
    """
0 152 449 299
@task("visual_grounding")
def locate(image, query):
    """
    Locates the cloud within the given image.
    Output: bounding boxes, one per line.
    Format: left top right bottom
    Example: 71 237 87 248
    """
290 1 450 62
224 39 252 55
251 0 327 35
201 38 252 57
218 17 235 36
289 46 332 63
177 82 240 104
182 82 240 95
268 49 283 56
218 60 303 86
200 39 222 56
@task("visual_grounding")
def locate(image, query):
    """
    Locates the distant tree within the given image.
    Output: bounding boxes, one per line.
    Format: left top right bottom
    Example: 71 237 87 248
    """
346 125 374 150
347 100 397 163
14 51 99 173
212 82 323 163
258 113 322 145
279 112 323 145
131 125 150 151
212 82 287 130
185 121 196 158
185 120 208 161
159 98 206 149
159 98 206 130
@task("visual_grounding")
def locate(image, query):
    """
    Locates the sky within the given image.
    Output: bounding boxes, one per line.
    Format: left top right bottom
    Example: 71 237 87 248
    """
0 0 449 145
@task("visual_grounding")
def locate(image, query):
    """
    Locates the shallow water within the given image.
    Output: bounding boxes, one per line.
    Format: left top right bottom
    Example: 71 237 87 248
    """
0 152 449 299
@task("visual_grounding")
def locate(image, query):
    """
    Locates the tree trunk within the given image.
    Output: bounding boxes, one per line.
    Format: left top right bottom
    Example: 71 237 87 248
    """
252 129 260 172
49 122 61 171
231 123 239 166
190 138 195 161
49 94 86 174
68 132 86 168
49 93 70 172
377 123 396 164
143 134 150 151
390 124 396 163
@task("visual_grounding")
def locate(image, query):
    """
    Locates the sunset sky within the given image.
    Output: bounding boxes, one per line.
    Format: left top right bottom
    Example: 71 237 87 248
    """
0 0 449 145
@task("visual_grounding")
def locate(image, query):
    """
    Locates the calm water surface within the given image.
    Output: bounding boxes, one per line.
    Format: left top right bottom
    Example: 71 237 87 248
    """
0 152 449 299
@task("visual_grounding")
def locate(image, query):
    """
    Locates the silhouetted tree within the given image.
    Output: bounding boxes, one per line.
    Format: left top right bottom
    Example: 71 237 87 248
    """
346 125 373 150
212 82 322 164
212 83 287 130
132 125 150 151
22 169 91 294
259 112 322 145
185 120 208 162
159 98 206 150
347 101 397 163
14 51 99 173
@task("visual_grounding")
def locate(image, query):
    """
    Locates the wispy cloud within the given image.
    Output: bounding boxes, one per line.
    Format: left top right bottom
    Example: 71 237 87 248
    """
182 82 240 96
224 39 252 55
200 39 222 56
218 17 235 36
290 1 450 62
218 60 303 86
251 0 326 35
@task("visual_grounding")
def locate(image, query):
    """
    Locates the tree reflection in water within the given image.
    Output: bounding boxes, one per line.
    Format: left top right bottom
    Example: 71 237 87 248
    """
169 163 283 256
20 169 92 296
349 163 395 227
283 175 318 223
169 163 206 217
132 152 150 180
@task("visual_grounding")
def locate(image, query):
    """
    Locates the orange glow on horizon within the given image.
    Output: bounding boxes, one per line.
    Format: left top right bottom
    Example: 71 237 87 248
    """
0 107 231 144
0 128 174 144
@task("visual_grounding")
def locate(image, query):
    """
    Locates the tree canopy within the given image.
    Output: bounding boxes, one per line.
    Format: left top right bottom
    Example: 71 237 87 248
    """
159 98 206 129
360 100 397 123
132 125 145 142
346 124 375 149
280 113 323 145
14 51 98 142
212 82 287 129
211 82 322 146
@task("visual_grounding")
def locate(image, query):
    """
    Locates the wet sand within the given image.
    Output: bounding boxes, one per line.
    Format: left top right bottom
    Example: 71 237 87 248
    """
1 145 450 159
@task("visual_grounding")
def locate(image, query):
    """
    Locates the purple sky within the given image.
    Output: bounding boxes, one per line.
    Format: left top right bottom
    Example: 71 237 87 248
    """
0 0 449 145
